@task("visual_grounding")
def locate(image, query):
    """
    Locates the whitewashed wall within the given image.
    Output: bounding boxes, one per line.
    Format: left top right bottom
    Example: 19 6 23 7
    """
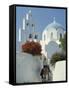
16 52 43 83
53 61 66 81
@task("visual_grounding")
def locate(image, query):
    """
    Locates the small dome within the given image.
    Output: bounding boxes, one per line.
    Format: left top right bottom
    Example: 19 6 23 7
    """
45 17 64 30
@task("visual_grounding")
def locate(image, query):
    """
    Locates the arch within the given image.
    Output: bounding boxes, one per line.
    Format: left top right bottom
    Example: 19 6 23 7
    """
45 41 61 59
29 33 32 38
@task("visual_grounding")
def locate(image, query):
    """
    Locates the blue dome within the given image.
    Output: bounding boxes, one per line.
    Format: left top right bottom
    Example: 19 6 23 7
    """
46 18 64 30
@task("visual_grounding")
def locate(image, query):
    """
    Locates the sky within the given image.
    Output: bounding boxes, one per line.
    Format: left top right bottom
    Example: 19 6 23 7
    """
16 6 66 51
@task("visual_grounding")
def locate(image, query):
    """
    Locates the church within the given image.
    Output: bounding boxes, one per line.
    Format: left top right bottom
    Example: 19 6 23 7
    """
17 10 39 52
40 17 65 59
18 10 65 59
18 10 38 43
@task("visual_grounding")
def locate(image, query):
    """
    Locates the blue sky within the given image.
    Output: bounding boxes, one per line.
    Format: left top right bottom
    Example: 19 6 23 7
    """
16 6 66 51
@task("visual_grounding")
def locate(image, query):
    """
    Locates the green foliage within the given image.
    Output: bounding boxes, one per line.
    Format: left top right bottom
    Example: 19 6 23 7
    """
50 52 66 66
59 33 66 53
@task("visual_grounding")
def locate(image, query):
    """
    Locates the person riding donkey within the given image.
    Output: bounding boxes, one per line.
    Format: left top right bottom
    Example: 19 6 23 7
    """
40 57 52 82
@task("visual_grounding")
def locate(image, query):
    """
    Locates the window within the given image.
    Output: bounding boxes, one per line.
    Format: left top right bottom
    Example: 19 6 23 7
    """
60 33 62 40
51 32 53 39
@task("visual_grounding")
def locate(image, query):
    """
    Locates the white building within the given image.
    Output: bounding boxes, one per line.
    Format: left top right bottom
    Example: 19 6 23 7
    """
18 10 65 59
40 17 65 59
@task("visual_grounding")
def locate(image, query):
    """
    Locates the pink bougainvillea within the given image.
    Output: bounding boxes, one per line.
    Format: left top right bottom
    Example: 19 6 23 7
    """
22 41 42 55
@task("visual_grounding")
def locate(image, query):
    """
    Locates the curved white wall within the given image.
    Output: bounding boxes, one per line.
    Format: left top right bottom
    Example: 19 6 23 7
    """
53 61 66 81
16 52 43 83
